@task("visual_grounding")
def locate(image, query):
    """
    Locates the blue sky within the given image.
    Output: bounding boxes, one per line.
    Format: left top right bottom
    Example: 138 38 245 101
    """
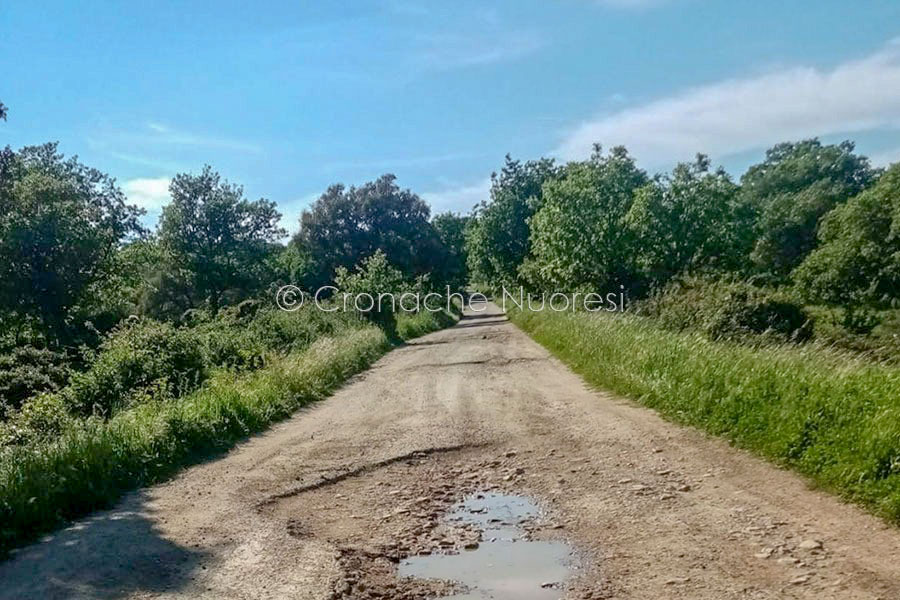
3 0 900 232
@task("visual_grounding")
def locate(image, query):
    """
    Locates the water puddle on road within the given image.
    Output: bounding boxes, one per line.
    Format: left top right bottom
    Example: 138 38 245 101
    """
398 492 574 599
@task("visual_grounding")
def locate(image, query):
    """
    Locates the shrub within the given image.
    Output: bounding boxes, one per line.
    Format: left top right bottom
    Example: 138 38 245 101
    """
63 319 207 417
0 393 74 446
638 278 812 343
335 250 405 339
0 346 70 417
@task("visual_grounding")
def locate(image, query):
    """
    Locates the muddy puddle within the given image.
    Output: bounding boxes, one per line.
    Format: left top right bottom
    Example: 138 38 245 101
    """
398 492 575 599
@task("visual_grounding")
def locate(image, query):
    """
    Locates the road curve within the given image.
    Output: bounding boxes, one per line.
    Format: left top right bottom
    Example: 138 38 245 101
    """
2 302 899 599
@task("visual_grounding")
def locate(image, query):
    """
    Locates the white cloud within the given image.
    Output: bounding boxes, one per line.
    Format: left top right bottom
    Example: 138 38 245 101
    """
422 177 491 214
122 177 171 211
556 41 900 166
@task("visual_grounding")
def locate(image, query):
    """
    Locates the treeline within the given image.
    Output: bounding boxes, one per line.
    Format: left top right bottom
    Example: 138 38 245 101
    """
465 140 900 356
0 111 466 551
0 144 466 422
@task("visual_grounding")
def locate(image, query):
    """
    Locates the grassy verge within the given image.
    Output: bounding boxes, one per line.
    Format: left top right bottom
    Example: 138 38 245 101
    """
0 309 456 556
508 308 900 521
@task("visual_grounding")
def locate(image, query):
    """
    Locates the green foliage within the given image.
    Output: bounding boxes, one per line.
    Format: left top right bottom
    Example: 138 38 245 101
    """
509 308 900 522
0 299 454 554
0 327 390 555
159 166 285 313
0 347 70 416
465 155 558 287
0 143 144 343
637 278 812 343
431 212 469 290
627 155 746 285
334 250 405 339
741 140 877 279
294 174 446 288
522 146 646 291
0 393 74 447
794 163 900 321
63 319 207 417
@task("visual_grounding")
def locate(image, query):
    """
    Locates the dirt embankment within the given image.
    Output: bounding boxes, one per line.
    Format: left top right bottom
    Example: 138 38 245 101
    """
2 303 899 599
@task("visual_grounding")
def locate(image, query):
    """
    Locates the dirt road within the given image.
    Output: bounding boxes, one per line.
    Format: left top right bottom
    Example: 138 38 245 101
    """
3 303 899 599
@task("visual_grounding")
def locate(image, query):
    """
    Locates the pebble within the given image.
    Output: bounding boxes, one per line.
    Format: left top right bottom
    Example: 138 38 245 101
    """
798 539 823 551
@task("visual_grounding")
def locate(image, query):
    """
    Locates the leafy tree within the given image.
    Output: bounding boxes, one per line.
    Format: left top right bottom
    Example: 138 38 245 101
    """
158 166 285 313
793 163 900 327
522 145 647 291
0 101 7 121
0 143 144 343
334 250 406 339
740 139 876 279
431 212 469 290
293 174 444 289
465 155 558 287
627 155 744 286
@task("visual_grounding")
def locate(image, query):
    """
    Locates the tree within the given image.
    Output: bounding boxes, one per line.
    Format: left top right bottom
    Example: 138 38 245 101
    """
293 174 444 289
158 166 285 313
465 155 557 287
522 145 647 292
0 143 144 343
0 101 7 121
793 163 900 326
740 139 877 280
334 250 405 339
431 212 470 290
627 155 744 287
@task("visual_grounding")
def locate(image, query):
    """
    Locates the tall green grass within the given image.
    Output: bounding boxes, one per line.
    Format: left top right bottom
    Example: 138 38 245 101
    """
0 309 456 556
509 308 900 521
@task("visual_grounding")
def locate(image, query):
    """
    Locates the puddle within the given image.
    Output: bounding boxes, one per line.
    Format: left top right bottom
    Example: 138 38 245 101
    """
398 492 574 599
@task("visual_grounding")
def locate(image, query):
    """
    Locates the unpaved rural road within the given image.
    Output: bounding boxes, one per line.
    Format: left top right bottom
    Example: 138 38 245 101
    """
3 302 900 599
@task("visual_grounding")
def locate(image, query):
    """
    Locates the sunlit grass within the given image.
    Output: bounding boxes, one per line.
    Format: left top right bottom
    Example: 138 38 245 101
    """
508 308 900 522
0 309 456 555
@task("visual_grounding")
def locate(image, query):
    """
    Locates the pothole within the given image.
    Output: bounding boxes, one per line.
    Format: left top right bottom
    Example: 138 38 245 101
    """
398 492 575 599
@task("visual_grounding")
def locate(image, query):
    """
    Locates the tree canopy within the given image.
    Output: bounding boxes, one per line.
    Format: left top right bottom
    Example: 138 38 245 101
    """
465 155 558 286
794 163 900 311
522 146 646 291
292 174 445 289
159 166 285 313
0 143 144 342
740 140 876 279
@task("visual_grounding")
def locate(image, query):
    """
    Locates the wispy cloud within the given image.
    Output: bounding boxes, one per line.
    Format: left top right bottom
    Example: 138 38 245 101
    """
323 151 484 173
415 30 544 69
556 40 900 166
138 122 263 154
421 177 491 214
122 177 171 211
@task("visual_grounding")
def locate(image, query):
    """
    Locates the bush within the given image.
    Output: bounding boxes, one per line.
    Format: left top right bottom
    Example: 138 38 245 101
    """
0 393 74 446
335 250 405 339
637 278 812 343
0 326 391 555
0 346 70 417
63 319 208 417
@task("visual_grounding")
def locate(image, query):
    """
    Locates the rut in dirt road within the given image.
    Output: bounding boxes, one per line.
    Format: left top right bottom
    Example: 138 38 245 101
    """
2 302 899 599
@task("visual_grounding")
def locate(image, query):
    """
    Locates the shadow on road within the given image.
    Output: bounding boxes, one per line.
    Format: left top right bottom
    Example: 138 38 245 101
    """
0 494 208 600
